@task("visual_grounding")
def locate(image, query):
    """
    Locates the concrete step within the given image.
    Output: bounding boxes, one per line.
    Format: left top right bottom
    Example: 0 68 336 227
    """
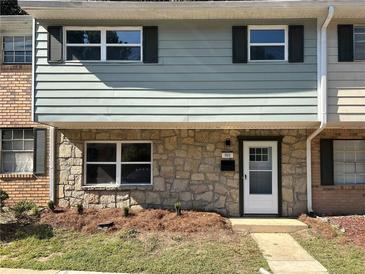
230 218 307 233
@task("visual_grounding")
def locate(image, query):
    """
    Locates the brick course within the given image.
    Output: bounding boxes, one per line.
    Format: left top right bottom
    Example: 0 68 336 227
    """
0 64 50 206
312 129 365 215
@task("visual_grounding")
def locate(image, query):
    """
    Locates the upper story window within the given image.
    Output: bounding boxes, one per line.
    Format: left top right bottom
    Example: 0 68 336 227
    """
2 36 32 64
248 26 288 62
354 26 365 61
65 27 142 62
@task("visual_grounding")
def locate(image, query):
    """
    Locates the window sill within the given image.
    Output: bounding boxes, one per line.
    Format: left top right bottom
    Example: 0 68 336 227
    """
0 173 34 179
82 184 153 191
318 184 365 190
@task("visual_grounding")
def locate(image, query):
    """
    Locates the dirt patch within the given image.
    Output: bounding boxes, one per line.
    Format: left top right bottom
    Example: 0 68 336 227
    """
298 214 338 239
39 208 231 234
327 215 365 249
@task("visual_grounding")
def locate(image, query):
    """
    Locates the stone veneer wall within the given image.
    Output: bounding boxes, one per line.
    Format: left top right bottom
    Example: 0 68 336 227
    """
57 129 309 217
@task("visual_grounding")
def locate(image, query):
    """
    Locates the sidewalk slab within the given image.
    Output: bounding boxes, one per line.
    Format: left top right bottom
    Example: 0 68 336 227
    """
252 233 328 274
230 218 307 233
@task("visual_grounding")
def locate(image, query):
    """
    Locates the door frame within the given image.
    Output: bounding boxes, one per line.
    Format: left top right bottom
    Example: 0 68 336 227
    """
238 136 283 217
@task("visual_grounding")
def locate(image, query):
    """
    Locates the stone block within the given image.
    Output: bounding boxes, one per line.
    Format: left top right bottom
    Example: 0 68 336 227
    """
176 171 190 179
59 145 72 158
191 173 205 181
165 136 177 150
153 177 165 191
171 179 189 192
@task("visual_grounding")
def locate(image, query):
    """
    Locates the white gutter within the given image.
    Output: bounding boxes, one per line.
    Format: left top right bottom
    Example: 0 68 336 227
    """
49 126 55 202
306 5 334 213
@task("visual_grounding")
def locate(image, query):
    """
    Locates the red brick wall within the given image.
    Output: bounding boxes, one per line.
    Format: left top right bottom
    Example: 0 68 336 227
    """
312 129 365 215
0 64 50 206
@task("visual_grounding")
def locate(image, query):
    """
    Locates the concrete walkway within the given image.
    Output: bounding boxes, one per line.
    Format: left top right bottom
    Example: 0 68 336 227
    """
0 269 128 274
252 233 328 274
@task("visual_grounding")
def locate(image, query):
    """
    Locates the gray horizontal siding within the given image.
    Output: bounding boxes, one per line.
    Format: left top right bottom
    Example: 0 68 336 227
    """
34 19 318 123
328 20 365 123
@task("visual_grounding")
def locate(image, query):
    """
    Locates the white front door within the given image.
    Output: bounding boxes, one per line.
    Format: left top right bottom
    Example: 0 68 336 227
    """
243 141 278 214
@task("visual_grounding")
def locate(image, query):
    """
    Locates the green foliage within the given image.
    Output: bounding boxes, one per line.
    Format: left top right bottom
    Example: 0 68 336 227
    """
12 200 37 217
175 201 182 216
0 189 9 209
123 206 130 217
47 200 55 212
76 204 83 215
120 229 139 240
0 0 27 15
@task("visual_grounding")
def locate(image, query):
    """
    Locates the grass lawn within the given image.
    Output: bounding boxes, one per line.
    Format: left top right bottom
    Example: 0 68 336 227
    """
294 232 365 274
0 226 268 274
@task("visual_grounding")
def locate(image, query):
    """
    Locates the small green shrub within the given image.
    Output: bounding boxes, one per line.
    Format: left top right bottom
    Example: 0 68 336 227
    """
76 204 83 215
120 228 139 240
175 201 182 216
30 206 40 216
13 200 37 217
0 189 9 210
47 200 55 212
123 206 130 217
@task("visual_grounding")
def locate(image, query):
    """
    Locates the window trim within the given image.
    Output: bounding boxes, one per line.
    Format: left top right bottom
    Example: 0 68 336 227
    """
2 36 32 65
63 26 143 63
0 128 34 174
353 25 365 62
84 140 153 186
248 25 288 62
333 139 365 185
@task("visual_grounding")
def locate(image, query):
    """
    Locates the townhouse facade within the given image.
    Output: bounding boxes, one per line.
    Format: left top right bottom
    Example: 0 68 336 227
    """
1 0 363 216
0 15 51 206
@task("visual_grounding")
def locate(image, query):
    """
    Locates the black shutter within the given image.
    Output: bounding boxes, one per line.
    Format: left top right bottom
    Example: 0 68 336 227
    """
289 25 304 63
143 26 158 63
338 24 354 62
232 26 247 63
34 129 47 175
47 26 63 63
320 139 334 186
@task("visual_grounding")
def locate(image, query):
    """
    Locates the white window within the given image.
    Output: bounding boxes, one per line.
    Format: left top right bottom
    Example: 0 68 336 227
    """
333 140 365 185
248 26 288 62
85 141 152 185
3 36 32 64
1 129 34 173
65 27 142 62
354 26 365 61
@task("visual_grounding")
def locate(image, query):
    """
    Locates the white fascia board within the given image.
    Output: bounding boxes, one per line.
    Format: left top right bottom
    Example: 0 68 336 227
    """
17 0 331 20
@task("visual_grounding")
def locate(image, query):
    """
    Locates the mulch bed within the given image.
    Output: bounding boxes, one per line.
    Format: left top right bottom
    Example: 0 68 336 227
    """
39 208 232 234
327 215 365 249
299 214 365 249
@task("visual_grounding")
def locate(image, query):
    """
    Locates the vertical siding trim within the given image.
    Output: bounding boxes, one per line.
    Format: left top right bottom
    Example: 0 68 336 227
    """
232 26 247 63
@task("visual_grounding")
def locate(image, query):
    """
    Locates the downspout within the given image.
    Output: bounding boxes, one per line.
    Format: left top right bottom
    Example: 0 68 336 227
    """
49 126 55 202
306 6 334 213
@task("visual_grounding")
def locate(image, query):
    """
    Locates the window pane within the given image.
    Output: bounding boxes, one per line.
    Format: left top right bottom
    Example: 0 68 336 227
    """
24 129 33 139
250 46 285 60
3 37 13 50
106 31 141 44
66 31 101 44
355 26 365 60
87 143 116 162
2 152 33 173
2 141 12 150
14 37 24 50
86 164 116 184
106 47 141 61
2 130 12 140
25 36 32 50
13 129 23 139
24 140 34 150
4 52 14 63
13 140 23 150
249 171 272 194
250 29 285 43
121 164 151 184
121 143 151 162
15 54 25 63
66 46 101 60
